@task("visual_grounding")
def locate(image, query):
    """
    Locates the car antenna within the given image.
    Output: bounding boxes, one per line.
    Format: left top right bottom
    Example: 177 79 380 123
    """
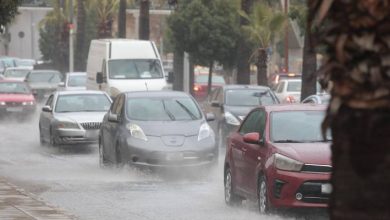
145 82 149 91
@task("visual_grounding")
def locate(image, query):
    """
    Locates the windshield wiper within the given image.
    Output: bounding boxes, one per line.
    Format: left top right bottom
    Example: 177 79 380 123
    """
175 100 197 120
163 101 176 121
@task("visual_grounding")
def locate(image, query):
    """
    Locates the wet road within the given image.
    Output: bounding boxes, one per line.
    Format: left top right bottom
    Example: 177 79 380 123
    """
0 110 327 220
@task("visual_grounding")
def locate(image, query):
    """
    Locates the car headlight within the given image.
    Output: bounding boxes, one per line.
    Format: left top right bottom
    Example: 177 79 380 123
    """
198 123 212 141
274 153 303 171
22 101 35 106
0 101 6 106
127 123 147 141
224 112 240 126
57 121 79 129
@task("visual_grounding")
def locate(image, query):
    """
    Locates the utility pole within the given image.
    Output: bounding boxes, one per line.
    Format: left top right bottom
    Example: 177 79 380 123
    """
284 0 289 72
69 0 74 72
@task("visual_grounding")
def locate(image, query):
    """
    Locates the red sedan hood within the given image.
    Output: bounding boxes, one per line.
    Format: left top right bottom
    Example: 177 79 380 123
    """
272 142 331 166
0 93 35 102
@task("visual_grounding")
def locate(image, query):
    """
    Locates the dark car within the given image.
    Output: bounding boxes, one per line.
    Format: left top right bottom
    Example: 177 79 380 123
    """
224 104 331 213
99 91 217 169
301 94 330 104
0 80 37 118
25 70 63 99
204 85 279 148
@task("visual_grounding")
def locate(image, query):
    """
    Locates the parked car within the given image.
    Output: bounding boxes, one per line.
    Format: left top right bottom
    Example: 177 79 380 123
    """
99 91 217 169
193 74 226 101
25 70 63 99
39 90 112 146
302 94 330 104
224 104 331 213
205 85 279 148
15 58 36 68
2 67 32 81
0 80 37 117
61 72 87 90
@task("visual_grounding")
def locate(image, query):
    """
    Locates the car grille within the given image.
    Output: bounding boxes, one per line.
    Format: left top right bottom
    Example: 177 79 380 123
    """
81 122 101 130
296 181 330 203
301 164 332 173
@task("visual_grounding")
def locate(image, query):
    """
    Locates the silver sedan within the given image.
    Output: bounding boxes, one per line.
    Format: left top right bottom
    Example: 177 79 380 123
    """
39 90 112 146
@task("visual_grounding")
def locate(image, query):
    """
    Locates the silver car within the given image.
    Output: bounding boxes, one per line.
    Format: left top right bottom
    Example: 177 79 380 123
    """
62 72 87 91
39 90 112 146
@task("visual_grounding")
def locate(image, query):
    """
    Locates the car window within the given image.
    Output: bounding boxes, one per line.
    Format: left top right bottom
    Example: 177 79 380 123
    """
270 111 331 142
240 110 262 135
0 82 31 94
114 95 125 116
225 89 276 106
4 69 30 78
195 75 225 84
46 95 54 108
55 94 111 113
276 82 285 93
287 81 301 92
126 97 201 121
27 71 62 83
67 75 86 87
208 87 219 103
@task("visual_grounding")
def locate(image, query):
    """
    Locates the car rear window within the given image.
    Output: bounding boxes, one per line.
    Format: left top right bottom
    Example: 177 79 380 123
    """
287 81 301 92
270 111 331 142
126 97 202 121
195 75 225 84
225 89 276 106
27 71 62 83
68 75 87 87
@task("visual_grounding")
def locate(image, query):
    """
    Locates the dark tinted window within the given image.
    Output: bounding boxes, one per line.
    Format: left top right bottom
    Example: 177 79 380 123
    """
27 71 62 83
240 110 265 135
55 94 111 113
108 59 163 79
225 89 276 106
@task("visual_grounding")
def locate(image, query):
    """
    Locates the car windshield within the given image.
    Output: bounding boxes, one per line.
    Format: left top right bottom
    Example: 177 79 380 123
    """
27 71 62 83
195 75 225 84
108 59 163 79
225 89 276 106
287 81 301 92
55 94 111 113
126 97 202 121
271 111 331 142
4 69 30 78
67 75 86 87
0 82 31 94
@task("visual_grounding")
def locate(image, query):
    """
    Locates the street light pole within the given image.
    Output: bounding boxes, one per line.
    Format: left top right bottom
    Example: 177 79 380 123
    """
69 0 74 72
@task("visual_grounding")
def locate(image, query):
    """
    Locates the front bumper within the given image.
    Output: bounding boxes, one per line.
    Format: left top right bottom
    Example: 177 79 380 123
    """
54 128 99 144
268 169 331 208
123 136 217 168
0 105 36 115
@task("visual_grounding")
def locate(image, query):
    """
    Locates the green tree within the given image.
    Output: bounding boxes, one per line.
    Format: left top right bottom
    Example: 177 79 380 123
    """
240 2 286 86
117 0 127 38
95 0 118 38
309 0 390 219
139 0 150 40
0 0 22 27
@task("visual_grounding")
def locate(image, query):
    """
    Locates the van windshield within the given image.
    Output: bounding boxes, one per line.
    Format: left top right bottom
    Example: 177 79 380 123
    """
108 59 164 79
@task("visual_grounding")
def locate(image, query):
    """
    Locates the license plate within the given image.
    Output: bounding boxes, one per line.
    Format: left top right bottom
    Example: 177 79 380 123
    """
321 183 332 194
6 107 23 112
166 152 183 161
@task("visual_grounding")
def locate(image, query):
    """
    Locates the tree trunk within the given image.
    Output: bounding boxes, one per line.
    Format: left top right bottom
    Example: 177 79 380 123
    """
139 0 150 40
236 0 254 85
75 0 85 71
189 56 195 96
300 30 317 101
173 49 184 91
207 61 214 96
118 0 126 38
256 49 268 86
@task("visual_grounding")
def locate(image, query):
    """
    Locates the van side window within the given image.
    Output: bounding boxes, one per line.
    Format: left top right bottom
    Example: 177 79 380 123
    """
102 60 107 79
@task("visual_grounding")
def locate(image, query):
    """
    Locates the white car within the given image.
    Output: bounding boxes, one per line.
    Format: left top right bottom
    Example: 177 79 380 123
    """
61 72 87 91
274 79 323 103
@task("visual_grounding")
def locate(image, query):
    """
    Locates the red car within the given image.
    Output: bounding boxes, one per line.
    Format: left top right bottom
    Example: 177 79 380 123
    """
193 74 225 101
224 104 331 213
0 80 37 117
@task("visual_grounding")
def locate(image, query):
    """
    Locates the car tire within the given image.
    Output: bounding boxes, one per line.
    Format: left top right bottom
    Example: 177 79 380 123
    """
99 137 110 168
39 125 46 146
49 129 58 147
258 175 272 214
115 143 123 167
224 167 242 206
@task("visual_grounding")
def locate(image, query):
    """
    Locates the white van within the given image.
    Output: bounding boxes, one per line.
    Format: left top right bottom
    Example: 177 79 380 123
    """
86 39 167 97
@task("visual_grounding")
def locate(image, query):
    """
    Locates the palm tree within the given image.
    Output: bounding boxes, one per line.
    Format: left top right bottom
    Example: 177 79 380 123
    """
308 0 390 219
95 0 118 38
117 0 127 38
241 3 286 86
139 0 150 40
75 0 86 71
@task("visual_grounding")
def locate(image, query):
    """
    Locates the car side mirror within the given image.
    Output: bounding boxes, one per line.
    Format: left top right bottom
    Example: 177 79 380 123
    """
206 113 215 121
42 105 52 112
96 72 103 84
243 132 261 145
108 112 119 123
58 82 65 87
211 101 221 108
167 71 174 83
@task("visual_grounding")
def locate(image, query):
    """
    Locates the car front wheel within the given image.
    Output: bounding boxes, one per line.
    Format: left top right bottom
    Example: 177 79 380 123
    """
258 175 272 214
99 137 109 167
224 167 242 206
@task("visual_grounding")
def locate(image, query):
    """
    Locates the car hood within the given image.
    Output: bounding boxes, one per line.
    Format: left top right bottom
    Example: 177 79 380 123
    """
273 142 331 165
224 105 254 121
0 93 35 102
134 120 204 137
29 82 58 89
54 112 107 123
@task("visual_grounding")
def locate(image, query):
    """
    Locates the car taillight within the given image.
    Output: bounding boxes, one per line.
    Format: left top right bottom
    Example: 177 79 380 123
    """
285 96 296 103
194 85 201 92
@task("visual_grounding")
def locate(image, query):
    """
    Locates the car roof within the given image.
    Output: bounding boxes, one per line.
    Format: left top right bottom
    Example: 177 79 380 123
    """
66 72 86 76
222 84 271 90
55 90 107 96
124 91 191 98
261 104 327 112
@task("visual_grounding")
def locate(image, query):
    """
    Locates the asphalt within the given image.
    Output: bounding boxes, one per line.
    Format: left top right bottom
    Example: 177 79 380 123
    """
0 177 75 220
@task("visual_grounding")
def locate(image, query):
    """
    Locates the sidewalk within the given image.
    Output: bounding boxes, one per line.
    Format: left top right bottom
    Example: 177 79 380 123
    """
0 177 76 220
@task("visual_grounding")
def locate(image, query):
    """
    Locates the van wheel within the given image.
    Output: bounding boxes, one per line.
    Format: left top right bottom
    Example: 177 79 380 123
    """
224 168 242 206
